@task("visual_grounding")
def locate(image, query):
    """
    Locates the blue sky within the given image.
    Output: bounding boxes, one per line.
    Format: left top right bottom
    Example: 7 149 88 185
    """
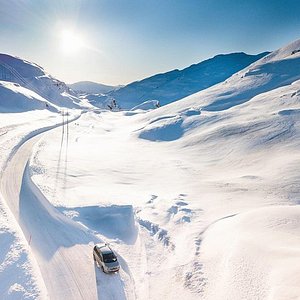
0 0 299 85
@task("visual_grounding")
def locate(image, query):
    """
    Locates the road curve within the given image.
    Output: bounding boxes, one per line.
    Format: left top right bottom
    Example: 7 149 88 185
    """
0 130 100 299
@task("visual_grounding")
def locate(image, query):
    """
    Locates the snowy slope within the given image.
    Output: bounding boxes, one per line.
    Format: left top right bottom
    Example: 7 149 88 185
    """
100 52 268 109
27 38 300 300
0 54 82 109
0 81 59 113
137 39 300 141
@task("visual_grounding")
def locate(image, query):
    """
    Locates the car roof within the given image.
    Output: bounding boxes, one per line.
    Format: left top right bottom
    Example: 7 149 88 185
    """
95 244 114 254
101 248 114 255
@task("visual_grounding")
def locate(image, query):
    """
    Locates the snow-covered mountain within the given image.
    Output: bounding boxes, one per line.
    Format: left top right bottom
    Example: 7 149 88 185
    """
1 38 300 300
0 54 82 110
137 39 300 141
99 51 269 109
68 81 121 94
129 40 300 297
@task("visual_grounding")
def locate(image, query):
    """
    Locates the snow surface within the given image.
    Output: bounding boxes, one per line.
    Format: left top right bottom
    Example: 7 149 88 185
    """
1 39 300 300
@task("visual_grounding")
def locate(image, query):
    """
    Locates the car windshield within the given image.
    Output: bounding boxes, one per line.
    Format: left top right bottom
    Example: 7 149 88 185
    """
103 253 117 263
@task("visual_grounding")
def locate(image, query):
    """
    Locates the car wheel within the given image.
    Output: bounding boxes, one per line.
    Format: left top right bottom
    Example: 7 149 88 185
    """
93 254 96 261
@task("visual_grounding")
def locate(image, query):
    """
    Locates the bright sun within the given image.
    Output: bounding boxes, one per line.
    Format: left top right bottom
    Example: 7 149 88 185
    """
60 29 84 55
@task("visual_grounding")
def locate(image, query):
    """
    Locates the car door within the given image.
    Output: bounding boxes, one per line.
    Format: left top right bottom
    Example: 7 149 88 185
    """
94 247 101 264
98 251 104 267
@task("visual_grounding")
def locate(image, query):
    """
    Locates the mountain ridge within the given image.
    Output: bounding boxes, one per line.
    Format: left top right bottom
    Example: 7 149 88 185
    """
98 51 270 109
68 81 121 94
0 53 82 110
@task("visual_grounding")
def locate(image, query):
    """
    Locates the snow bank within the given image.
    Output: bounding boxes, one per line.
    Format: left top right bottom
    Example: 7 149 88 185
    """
60 205 137 244
0 194 47 300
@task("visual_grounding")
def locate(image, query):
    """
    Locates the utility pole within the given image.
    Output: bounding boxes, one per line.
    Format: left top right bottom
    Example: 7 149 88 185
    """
62 110 65 135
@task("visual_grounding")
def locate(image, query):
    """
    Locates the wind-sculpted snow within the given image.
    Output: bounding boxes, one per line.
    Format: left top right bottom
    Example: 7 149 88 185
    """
138 108 201 141
139 116 184 141
59 205 138 244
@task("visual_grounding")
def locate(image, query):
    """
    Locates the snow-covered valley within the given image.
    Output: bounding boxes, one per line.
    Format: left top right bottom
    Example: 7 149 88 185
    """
0 39 300 299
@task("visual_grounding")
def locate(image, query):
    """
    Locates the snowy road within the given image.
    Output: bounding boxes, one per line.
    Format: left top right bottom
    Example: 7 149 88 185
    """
0 128 100 299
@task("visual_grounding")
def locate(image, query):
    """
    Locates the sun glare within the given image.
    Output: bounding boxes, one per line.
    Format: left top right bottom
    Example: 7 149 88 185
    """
60 29 84 55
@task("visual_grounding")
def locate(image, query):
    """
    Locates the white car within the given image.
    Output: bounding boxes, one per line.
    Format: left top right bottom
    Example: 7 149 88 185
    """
93 244 120 273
